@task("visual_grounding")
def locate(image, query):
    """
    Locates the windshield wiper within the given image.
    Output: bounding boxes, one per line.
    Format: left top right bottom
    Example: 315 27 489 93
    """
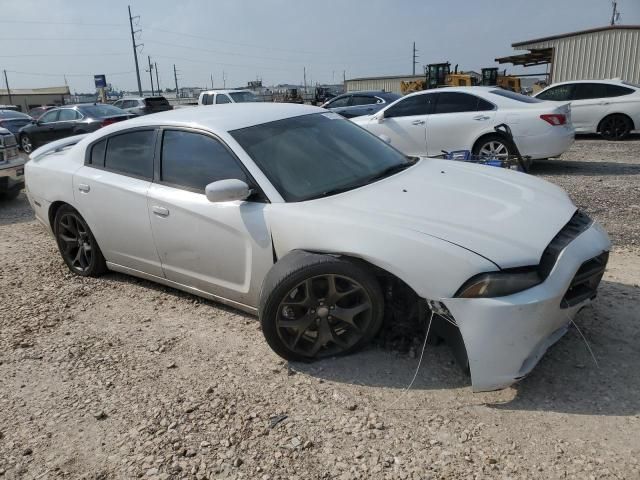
365 158 418 183
304 159 418 201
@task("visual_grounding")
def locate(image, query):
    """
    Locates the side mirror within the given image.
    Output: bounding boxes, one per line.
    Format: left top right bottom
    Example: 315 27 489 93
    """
376 110 385 123
205 179 251 203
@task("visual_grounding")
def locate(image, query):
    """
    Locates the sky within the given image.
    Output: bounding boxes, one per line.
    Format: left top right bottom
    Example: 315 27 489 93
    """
1 0 639 94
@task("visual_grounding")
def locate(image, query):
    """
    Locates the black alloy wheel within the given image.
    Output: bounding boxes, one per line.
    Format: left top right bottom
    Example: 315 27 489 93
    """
54 205 106 276
599 114 632 140
275 273 375 359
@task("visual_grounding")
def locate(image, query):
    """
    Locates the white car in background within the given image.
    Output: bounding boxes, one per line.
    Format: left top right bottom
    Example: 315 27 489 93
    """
198 89 259 106
535 79 640 140
351 86 574 160
24 104 610 392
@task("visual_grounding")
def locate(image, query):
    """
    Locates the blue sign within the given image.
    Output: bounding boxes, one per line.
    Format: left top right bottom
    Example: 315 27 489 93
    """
94 74 107 89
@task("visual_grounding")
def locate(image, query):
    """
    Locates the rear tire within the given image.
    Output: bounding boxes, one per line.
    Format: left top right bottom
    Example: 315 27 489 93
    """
53 205 107 277
599 114 632 140
260 251 384 362
472 134 512 159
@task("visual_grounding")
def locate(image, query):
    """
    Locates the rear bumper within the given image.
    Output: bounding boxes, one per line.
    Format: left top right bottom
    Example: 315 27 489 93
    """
442 221 610 392
515 126 575 159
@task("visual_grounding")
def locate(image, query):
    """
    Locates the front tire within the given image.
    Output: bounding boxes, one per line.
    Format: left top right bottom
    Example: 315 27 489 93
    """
260 251 383 362
54 205 107 277
20 134 34 154
599 114 632 140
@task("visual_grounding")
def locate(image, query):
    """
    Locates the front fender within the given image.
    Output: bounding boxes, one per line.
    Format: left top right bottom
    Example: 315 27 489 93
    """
267 205 497 300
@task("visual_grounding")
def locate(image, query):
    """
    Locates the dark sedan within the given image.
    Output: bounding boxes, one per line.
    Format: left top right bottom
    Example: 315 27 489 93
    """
19 104 132 154
321 91 401 118
0 110 33 138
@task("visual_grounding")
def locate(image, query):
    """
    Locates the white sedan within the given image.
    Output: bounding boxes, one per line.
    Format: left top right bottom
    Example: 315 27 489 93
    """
535 79 640 140
25 104 610 392
351 86 575 160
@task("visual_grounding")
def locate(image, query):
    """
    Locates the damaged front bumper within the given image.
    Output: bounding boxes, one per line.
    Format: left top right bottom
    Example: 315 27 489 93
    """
441 222 610 392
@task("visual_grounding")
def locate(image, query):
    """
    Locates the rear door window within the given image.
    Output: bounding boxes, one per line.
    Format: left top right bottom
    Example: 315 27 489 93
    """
160 130 247 191
433 92 485 114
385 94 430 118
58 109 79 121
104 130 156 179
351 95 377 106
216 94 232 104
572 83 607 100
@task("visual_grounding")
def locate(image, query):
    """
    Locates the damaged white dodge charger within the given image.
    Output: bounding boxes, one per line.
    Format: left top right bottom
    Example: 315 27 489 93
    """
25 104 610 392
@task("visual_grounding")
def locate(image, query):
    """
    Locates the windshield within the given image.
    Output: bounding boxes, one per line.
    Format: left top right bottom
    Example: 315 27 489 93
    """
80 104 126 118
231 112 412 202
229 91 258 103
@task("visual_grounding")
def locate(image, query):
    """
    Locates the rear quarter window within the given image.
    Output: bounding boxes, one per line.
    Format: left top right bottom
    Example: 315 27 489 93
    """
606 84 635 97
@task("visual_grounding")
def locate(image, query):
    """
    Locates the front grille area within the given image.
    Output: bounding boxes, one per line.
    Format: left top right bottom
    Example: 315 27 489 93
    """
539 210 593 279
562 251 609 308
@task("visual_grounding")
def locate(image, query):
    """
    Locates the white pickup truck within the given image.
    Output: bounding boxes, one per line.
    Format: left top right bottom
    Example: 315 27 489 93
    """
0 127 25 200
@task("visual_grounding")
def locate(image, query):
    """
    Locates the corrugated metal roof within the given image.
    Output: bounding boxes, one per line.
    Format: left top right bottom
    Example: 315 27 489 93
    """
0 86 70 95
513 25 640 48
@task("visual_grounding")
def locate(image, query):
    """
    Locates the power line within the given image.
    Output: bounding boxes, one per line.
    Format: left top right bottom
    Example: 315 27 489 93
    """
0 52 129 58
6 70 134 77
0 19 122 26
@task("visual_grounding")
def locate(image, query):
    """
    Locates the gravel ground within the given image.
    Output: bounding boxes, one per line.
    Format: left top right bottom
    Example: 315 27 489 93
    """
1 138 639 480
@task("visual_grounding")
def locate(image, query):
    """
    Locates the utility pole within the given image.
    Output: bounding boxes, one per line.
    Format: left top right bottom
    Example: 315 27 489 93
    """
210 73 214 89
412 41 419 75
173 64 179 99
128 5 143 96
147 56 154 96
3 70 12 104
154 62 160 94
223 71 226 88
610 1 620 25
303 67 307 94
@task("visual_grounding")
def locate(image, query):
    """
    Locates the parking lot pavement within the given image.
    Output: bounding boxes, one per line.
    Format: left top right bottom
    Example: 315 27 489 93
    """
0 138 639 479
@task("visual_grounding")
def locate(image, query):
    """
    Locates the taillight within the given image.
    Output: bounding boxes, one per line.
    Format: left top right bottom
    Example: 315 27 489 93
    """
101 118 117 127
540 114 567 126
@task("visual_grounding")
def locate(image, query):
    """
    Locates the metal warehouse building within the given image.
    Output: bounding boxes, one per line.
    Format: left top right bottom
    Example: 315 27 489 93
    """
497 25 640 84
0 86 70 113
344 74 425 95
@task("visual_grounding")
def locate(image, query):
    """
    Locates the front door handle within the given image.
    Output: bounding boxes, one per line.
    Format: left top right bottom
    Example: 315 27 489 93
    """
78 183 90 193
411 119 426 125
152 206 170 217
473 115 490 121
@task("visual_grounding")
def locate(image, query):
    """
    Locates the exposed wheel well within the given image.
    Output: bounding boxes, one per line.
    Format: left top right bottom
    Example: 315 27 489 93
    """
471 132 511 154
597 112 635 132
48 201 68 230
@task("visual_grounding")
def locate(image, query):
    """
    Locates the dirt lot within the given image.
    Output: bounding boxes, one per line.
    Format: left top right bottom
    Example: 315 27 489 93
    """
1 137 639 480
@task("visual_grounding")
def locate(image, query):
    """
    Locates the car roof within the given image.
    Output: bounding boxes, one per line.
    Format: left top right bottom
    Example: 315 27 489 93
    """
200 89 251 95
99 103 324 134
0 109 32 118
545 79 629 86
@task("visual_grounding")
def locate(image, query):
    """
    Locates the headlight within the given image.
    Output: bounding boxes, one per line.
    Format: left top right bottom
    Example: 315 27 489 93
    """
455 268 542 298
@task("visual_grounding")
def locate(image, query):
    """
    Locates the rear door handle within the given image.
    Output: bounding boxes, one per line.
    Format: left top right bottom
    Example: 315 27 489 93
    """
473 115 490 121
152 206 170 217
411 119 425 125
78 183 90 193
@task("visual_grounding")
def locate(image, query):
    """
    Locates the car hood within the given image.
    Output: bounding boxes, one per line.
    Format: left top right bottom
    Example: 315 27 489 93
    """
309 159 576 268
